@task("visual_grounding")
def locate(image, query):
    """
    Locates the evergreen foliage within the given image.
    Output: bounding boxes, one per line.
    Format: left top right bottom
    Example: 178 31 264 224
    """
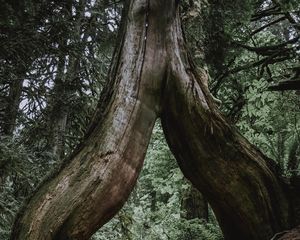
0 0 299 239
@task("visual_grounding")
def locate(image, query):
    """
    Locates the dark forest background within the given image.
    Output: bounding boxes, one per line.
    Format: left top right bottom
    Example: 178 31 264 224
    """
0 0 299 239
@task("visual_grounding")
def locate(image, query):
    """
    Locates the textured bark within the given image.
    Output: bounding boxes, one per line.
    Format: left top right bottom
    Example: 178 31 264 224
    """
160 38 289 240
275 225 300 240
47 55 69 160
11 0 294 240
159 6 290 240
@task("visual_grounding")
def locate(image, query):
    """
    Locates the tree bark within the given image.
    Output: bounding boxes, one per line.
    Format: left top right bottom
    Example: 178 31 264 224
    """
1 77 23 136
47 55 69 160
276 225 300 240
11 1 295 240
159 4 290 239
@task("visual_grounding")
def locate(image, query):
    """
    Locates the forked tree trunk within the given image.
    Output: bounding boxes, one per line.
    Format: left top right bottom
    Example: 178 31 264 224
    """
11 1 295 239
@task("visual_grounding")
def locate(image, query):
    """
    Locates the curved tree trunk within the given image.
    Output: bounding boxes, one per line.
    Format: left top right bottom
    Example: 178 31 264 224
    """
11 0 294 240
10 1 165 239
160 9 290 239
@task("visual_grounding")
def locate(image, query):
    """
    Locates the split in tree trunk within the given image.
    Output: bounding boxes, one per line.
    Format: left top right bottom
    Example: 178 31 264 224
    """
10 1 297 240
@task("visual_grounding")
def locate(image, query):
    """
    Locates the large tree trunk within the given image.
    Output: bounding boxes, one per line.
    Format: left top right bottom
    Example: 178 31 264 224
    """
10 1 163 239
160 8 290 238
11 0 295 239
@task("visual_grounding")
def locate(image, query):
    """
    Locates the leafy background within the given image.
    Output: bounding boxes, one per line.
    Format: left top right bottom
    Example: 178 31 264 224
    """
0 0 299 239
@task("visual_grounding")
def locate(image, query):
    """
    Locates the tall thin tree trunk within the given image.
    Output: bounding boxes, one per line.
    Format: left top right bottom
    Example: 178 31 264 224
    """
48 57 81 161
2 77 24 136
0 73 24 186
47 55 68 160
47 0 87 161
11 1 295 240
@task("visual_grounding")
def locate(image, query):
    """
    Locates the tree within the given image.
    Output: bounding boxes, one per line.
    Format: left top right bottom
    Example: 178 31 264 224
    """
45 0 89 161
10 0 300 239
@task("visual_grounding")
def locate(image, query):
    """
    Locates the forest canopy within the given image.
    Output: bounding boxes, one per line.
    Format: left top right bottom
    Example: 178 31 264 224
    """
0 0 300 239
